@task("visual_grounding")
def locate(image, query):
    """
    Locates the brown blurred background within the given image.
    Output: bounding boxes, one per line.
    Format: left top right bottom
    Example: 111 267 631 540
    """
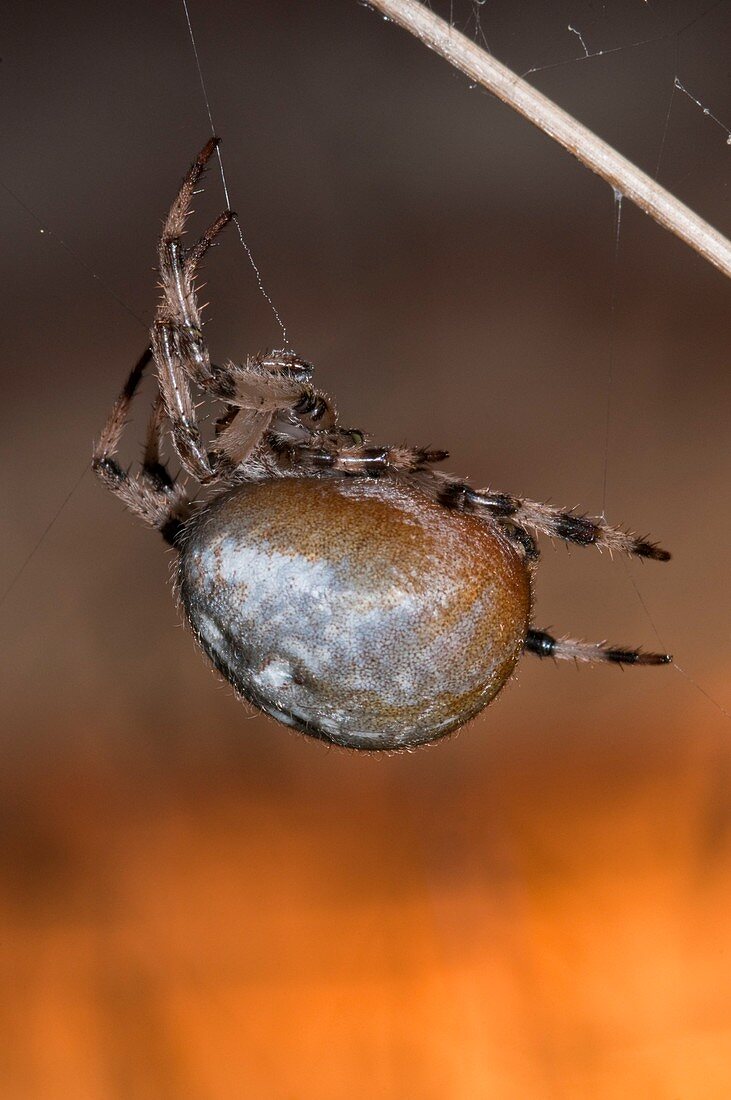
1 1 730 1096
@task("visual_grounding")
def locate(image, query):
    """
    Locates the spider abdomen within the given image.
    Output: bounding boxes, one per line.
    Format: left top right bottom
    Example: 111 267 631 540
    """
178 476 531 750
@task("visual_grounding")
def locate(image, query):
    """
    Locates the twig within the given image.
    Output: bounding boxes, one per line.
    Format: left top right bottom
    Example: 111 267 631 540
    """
366 0 731 281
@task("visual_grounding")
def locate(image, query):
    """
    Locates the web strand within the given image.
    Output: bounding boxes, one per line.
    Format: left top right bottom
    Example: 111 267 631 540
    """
0 185 151 613
674 77 731 144
622 563 730 721
1 182 147 330
1 464 90 610
180 0 289 347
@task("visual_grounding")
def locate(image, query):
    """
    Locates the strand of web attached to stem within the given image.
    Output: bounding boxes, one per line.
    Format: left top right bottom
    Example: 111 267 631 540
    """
180 0 289 347
366 0 731 280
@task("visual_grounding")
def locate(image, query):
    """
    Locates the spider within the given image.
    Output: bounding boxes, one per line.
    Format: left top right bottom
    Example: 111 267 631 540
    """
94 139 671 751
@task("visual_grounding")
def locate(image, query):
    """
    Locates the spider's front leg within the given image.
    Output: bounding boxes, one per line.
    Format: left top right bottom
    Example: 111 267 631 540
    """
152 138 235 481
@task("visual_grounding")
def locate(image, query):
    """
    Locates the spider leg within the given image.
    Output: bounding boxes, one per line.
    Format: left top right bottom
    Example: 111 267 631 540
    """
152 321 215 481
152 143 336 482
264 417 669 563
141 392 173 489
186 210 236 276
409 469 671 562
525 628 671 665
249 351 337 432
499 522 540 565
203 350 338 471
211 349 334 426
157 138 234 386
93 346 190 545
269 434 448 477
213 407 277 471
152 139 235 481
155 206 235 390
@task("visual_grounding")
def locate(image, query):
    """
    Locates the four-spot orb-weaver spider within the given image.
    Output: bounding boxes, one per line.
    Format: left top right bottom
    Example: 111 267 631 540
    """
94 139 671 751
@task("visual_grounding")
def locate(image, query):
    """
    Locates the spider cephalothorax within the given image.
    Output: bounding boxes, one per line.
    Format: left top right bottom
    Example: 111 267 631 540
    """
94 140 671 751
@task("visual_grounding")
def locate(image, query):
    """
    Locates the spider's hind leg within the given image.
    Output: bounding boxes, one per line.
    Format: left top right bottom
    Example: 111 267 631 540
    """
525 628 671 666
469 491 671 562
412 469 671 563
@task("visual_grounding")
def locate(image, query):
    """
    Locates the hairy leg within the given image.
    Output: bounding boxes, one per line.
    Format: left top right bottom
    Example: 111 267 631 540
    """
525 628 671 665
408 468 671 562
208 351 337 470
93 347 191 544
152 139 234 479
269 433 448 476
268 426 669 564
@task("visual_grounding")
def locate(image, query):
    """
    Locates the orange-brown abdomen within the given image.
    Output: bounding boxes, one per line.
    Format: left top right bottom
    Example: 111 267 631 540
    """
178 476 531 749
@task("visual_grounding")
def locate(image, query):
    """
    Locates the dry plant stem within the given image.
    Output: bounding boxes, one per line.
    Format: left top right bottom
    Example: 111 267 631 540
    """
367 0 731 281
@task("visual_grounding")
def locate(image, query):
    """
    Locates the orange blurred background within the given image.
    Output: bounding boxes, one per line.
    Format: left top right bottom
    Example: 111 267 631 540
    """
1 1 730 1096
